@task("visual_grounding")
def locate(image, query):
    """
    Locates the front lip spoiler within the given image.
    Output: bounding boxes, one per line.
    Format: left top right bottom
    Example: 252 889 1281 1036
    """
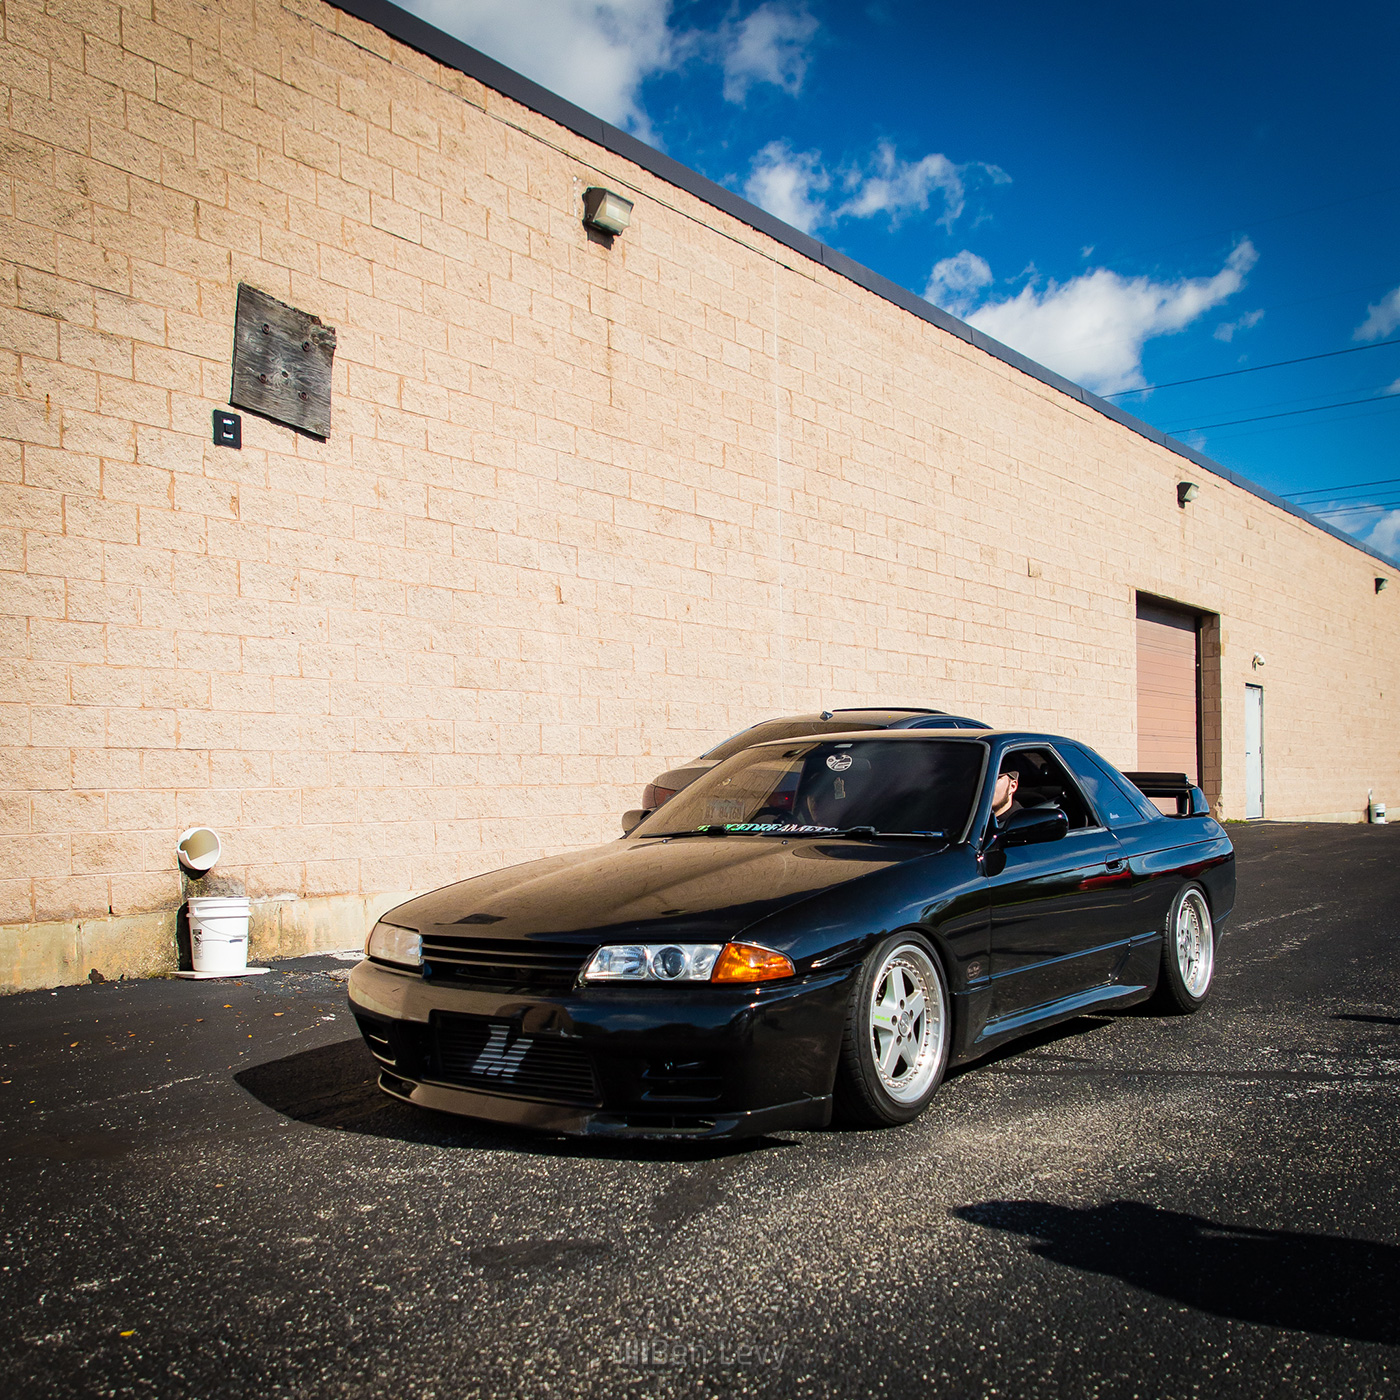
375 1070 831 1140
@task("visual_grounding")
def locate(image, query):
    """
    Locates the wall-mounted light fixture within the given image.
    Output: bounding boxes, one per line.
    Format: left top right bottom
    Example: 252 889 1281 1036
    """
1177 481 1199 507
1252 653 1266 670
1378 577 1390 593
583 187 634 236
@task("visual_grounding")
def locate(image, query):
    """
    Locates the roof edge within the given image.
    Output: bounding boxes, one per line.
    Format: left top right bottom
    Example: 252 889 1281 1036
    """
326 0 1399 574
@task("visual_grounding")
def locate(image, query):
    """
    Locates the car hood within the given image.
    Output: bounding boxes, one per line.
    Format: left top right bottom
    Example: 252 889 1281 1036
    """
384 835 932 946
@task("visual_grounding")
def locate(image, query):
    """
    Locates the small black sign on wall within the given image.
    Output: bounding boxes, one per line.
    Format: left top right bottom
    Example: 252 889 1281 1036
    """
212 410 241 448
229 284 337 438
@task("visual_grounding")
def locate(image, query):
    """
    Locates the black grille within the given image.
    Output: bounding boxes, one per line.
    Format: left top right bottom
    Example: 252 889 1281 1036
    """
420 933 587 992
431 1014 600 1105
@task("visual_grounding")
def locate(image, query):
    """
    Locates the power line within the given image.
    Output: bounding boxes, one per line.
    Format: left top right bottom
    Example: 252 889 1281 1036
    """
1190 399 1400 444
1304 494 1400 513
1167 392 1400 434
1299 495 1400 512
1106 336 1400 398
1311 496 1400 511
1287 474 1400 501
1311 502 1400 519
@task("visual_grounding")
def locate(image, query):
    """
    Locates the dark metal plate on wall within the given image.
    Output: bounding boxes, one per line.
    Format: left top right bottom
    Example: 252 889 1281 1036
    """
229 284 337 438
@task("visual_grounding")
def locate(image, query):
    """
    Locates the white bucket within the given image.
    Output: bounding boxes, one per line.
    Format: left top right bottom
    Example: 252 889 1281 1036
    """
189 896 251 975
1372 801 1387 825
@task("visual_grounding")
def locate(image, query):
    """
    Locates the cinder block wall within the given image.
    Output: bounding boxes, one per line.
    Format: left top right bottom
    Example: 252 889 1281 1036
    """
1 0 1396 989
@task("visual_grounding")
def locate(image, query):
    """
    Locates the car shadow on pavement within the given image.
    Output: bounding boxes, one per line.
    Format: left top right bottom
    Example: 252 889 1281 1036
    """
234 1037 794 1163
954 1199 1400 1343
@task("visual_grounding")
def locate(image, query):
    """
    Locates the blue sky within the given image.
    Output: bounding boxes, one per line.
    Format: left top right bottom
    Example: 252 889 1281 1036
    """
402 1 1400 560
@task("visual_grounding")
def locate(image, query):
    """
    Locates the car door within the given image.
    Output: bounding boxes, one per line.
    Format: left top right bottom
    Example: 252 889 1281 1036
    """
984 745 1136 1021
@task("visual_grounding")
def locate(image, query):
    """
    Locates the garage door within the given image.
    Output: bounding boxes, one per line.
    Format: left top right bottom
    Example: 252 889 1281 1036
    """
1136 597 1199 783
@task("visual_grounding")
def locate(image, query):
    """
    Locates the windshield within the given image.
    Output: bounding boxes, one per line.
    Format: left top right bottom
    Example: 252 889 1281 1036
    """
701 718 885 763
635 738 987 839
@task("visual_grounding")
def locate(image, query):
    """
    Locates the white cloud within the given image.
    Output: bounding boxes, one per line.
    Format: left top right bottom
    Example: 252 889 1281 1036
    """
1288 496 1400 558
924 250 993 315
1214 308 1264 342
402 0 822 134
742 140 829 233
834 142 995 229
721 2 818 103
1356 286 1400 342
742 140 1006 235
958 240 1259 396
1366 508 1400 558
402 0 676 135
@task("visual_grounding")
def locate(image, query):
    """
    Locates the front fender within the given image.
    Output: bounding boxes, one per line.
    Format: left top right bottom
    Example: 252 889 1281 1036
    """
738 844 994 1059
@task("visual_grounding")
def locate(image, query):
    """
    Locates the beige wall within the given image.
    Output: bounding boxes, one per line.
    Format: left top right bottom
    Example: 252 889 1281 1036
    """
1 0 1396 989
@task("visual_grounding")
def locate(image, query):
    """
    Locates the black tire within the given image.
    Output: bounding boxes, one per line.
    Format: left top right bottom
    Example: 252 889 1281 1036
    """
1150 882 1216 1015
833 931 951 1127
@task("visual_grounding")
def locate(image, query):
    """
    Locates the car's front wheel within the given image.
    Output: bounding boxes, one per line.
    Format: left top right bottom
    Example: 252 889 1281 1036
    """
834 932 950 1127
1150 883 1216 1014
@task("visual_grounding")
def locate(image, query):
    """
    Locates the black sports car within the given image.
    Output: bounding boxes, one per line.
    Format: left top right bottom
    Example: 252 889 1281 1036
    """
348 731 1233 1140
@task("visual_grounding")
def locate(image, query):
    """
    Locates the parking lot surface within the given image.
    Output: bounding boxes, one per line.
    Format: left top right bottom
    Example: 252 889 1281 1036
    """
2 821 1398 1399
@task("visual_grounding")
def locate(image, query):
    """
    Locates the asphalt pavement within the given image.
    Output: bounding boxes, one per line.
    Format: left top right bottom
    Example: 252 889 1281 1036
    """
3 821 1398 1399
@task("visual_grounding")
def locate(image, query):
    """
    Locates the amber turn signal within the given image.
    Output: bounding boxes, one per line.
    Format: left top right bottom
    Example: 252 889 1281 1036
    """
711 942 795 983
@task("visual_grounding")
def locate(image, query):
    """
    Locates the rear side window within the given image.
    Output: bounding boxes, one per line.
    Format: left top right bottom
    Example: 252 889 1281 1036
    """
1065 744 1163 826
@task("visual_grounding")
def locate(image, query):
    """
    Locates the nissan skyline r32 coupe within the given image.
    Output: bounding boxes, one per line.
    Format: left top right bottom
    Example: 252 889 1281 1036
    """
348 731 1234 1140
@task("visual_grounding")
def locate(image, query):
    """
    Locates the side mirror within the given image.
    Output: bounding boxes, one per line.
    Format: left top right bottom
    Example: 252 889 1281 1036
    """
621 808 651 835
1000 806 1069 847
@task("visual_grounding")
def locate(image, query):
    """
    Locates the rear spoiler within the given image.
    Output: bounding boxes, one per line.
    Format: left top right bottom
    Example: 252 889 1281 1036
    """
1124 772 1212 818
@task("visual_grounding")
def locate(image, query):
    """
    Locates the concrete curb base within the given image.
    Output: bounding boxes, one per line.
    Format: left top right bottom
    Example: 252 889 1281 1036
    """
0 890 411 994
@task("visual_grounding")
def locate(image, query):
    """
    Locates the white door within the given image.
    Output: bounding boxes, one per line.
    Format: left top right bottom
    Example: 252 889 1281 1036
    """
1244 685 1264 819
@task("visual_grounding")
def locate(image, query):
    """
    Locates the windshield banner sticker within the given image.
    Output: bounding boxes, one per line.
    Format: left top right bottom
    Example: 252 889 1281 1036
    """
719 823 839 834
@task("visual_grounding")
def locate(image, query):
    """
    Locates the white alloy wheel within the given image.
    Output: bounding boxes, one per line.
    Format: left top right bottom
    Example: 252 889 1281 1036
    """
867 942 948 1105
1175 887 1214 998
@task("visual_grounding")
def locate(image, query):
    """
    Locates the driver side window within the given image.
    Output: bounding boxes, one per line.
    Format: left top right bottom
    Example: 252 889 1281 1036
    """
999 748 1097 830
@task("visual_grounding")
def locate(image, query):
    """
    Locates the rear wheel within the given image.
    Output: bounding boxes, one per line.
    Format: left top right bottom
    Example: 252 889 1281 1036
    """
1151 884 1215 1014
834 932 950 1127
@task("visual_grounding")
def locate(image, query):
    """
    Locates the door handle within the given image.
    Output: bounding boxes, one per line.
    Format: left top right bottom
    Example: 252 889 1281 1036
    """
1105 859 1127 873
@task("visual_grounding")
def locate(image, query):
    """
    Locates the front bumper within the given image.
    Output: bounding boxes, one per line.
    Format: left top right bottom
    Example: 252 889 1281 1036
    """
347 959 851 1140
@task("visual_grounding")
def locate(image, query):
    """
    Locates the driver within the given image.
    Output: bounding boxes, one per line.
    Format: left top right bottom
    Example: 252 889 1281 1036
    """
991 764 1022 822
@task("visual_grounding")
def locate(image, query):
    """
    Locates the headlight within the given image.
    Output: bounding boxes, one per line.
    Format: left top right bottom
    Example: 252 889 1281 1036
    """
582 943 723 982
366 920 422 969
581 941 794 984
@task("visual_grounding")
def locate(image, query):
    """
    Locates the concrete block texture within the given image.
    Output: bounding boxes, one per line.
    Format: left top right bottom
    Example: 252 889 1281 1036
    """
1 0 1397 990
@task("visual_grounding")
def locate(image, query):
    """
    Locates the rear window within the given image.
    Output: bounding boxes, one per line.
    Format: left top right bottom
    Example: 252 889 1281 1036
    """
702 719 885 763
